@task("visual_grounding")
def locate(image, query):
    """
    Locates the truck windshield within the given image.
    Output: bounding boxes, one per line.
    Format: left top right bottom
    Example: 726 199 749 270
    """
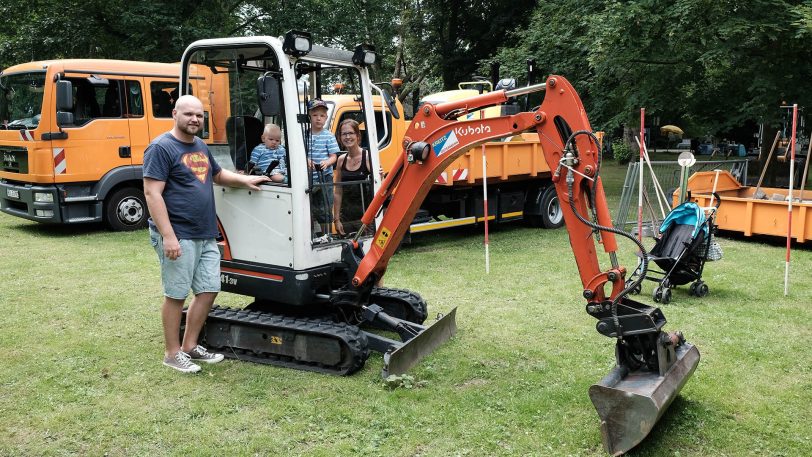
0 71 46 129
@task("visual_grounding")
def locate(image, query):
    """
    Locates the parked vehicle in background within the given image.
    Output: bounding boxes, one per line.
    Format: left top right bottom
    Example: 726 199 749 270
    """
0 59 228 230
324 78 564 236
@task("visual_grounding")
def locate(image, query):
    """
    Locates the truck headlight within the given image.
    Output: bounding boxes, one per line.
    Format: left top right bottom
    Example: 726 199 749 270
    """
34 192 54 203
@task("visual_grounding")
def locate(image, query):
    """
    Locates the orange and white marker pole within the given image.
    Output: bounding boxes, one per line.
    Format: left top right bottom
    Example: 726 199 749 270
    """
785 104 798 296
638 108 645 241
482 145 490 274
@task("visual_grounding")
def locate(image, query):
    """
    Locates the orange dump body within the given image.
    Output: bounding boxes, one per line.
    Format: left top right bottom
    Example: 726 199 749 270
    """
685 170 812 242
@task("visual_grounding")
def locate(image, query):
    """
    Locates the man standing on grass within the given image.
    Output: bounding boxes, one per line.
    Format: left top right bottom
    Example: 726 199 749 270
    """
144 95 270 373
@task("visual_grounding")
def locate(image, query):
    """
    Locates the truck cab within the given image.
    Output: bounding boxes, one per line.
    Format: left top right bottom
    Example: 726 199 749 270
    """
0 59 226 230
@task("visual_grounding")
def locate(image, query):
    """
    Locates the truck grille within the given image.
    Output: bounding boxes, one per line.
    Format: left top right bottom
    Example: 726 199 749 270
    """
1 146 29 173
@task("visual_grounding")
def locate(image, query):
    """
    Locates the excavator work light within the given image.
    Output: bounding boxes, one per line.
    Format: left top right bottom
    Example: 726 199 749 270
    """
283 30 312 57
407 141 431 162
352 44 376 66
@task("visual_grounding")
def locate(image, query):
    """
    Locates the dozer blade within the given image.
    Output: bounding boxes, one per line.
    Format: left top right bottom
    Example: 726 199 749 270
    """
589 342 700 456
382 307 457 378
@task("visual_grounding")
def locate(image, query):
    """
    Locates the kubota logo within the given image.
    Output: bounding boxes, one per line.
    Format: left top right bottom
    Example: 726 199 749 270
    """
454 124 492 137
181 152 210 183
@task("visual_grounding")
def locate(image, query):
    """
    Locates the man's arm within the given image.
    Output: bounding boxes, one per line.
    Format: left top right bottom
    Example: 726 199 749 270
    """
213 168 271 189
144 177 182 260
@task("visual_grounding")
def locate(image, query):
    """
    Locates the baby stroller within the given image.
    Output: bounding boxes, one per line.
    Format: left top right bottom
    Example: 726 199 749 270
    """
627 199 720 304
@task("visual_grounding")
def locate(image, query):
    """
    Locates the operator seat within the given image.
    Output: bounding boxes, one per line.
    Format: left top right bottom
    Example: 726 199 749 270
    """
226 115 263 171
102 84 121 117
495 78 520 116
74 84 100 123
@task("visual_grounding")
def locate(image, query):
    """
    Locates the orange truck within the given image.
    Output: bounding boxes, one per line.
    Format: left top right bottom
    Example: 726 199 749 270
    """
0 59 227 230
1 59 559 233
325 82 561 234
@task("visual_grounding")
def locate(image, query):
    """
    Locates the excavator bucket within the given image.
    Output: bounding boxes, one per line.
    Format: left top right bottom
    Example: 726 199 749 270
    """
380 307 457 378
589 342 700 456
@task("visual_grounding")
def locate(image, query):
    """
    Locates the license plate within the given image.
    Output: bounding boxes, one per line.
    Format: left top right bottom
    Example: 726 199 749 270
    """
6 189 19 199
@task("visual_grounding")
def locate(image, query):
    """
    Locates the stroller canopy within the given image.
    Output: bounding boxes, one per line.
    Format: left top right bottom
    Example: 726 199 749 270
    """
659 202 708 238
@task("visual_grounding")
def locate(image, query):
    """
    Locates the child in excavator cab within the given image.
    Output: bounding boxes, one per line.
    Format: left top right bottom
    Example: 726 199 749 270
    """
249 123 287 183
306 99 339 238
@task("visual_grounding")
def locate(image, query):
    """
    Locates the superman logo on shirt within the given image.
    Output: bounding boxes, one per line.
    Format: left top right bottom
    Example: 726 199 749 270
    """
181 152 210 183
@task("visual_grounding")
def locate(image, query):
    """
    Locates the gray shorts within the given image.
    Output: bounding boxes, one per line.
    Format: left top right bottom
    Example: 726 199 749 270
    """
149 227 221 299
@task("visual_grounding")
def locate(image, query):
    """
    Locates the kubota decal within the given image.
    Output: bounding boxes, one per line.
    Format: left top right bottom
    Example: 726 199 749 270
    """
181 152 210 183
52 148 66 174
432 130 459 157
375 226 392 250
454 124 492 137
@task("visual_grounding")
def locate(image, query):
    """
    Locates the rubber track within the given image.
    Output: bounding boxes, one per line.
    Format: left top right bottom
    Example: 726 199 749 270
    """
370 287 428 324
201 306 370 376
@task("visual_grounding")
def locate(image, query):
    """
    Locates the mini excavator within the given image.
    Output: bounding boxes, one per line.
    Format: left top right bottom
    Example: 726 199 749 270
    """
179 33 699 456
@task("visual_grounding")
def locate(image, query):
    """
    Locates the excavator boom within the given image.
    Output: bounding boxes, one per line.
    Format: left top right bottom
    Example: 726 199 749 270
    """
350 75 699 455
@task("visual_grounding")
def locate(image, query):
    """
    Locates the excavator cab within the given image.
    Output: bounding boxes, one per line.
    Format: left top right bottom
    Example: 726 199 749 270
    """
177 32 456 377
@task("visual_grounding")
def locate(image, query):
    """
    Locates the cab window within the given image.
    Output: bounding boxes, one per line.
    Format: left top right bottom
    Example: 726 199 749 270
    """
66 77 123 126
150 82 182 118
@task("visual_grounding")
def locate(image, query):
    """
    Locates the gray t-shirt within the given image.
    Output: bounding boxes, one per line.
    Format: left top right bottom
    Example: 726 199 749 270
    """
143 132 222 239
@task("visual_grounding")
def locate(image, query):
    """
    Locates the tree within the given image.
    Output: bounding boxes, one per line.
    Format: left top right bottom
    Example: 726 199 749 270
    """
490 0 812 139
0 0 240 68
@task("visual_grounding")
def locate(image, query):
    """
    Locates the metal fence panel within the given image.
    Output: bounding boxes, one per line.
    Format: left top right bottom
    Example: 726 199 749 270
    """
614 159 748 234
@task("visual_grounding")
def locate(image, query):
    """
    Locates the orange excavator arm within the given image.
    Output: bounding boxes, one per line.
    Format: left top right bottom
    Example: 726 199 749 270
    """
344 75 699 456
353 75 619 303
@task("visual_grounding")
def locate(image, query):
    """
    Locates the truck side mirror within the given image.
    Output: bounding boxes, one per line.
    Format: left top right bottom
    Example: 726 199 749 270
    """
257 74 281 117
382 89 400 120
55 80 74 127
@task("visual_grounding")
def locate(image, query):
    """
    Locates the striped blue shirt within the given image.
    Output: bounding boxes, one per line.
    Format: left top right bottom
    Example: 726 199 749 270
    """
249 144 287 178
309 129 339 182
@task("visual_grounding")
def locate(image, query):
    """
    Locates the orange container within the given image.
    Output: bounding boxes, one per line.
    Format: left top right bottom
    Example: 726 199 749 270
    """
685 171 812 242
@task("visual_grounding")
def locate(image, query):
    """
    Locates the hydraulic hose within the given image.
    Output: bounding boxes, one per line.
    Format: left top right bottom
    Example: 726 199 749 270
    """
562 130 649 340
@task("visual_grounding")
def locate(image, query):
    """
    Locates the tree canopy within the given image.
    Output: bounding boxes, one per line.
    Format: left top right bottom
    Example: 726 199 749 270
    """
3 0 811 139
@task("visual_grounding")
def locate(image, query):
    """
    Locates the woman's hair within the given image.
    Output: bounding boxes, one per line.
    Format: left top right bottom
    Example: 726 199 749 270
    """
336 119 361 148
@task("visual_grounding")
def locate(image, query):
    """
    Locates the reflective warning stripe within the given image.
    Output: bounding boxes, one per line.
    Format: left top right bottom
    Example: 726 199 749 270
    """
53 148 67 174
19 130 34 141
452 168 468 181
435 172 448 184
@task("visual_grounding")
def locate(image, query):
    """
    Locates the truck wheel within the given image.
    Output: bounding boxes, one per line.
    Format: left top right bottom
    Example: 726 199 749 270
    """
539 185 563 229
105 187 148 231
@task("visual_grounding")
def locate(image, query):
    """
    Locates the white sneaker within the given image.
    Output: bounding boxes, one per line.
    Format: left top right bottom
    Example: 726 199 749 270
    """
163 351 201 373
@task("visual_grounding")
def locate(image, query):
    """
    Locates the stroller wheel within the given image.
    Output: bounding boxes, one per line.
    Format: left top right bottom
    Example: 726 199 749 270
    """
652 287 662 302
661 288 672 304
689 282 698 296
697 282 709 297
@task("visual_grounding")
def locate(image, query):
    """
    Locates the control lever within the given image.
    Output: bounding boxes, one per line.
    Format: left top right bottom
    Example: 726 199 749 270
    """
264 160 280 177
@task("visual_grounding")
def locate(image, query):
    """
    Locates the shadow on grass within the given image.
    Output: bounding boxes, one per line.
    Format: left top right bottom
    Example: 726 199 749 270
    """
10 220 117 238
403 221 546 251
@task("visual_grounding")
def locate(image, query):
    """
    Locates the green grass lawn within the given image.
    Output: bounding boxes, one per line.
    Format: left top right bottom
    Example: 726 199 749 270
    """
1 158 811 456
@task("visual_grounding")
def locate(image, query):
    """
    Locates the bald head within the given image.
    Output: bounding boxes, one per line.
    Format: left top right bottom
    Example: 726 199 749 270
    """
171 95 205 141
175 94 203 111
